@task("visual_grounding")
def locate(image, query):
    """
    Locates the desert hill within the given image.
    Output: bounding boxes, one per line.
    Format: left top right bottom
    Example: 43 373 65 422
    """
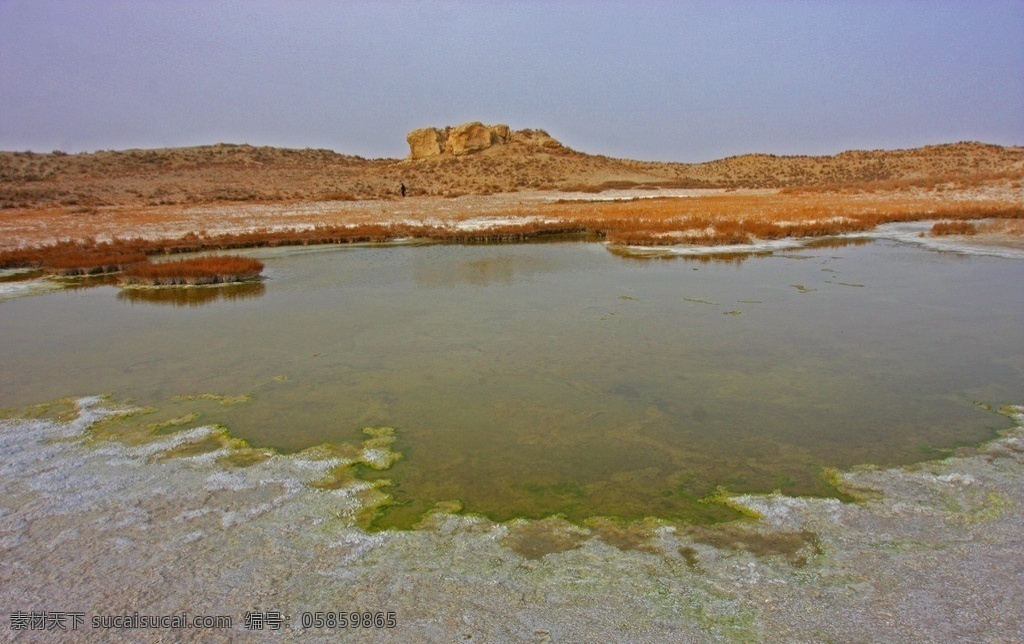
1 123 1022 209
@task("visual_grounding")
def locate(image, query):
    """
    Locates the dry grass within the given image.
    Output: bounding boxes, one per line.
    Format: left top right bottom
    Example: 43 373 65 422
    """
929 221 978 236
979 219 1024 236
0 228 386 270
1 187 1020 273
0 222 583 272
0 240 148 274
120 255 264 285
536 191 1024 246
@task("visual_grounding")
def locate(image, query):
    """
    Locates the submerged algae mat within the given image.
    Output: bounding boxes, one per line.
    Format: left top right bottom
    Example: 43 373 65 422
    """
1 397 1023 641
0 240 1022 527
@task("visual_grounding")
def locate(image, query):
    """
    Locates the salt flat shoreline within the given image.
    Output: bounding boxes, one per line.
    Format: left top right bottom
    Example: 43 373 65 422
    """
1 397 1021 641
2 185 1021 254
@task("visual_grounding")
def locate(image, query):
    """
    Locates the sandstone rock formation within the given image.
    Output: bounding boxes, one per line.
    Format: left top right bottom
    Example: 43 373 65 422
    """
444 122 496 156
510 128 562 149
406 127 447 159
406 122 562 160
491 124 511 144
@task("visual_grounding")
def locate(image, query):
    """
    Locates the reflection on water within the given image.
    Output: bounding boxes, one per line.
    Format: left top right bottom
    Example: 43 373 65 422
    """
413 248 563 287
802 236 874 249
116 281 266 306
57 273 121 289
607 236 875 263
606 247 770 264
1 240 1021 527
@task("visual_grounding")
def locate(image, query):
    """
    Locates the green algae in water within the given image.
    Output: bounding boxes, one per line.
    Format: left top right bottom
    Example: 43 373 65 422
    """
174 393 251 406
156 429 247 460
149 412 200 431
0 241 1021 528
0 397 82 423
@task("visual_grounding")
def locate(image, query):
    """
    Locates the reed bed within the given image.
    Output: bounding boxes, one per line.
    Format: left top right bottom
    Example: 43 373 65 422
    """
120 255 265 285
1 190 1020 272
535 193 1024 246
0 240 147 273
0 223 586 271
929 221 978 236
43 249 148 275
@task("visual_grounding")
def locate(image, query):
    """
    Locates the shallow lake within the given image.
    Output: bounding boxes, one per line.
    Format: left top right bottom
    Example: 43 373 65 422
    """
1 238 1021 526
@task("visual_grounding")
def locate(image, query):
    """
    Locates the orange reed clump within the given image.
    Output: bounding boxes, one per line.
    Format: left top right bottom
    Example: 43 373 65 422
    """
929 221 978 236
120 255 264 285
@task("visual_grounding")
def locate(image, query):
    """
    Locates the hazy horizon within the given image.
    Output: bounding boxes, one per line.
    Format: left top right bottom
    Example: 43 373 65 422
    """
2 1 1022 163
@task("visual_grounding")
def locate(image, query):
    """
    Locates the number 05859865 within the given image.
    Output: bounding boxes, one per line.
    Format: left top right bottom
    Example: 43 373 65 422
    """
300 611 397 629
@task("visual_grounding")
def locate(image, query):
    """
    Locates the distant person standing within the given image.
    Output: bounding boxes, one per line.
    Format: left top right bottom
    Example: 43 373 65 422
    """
400 182 407 197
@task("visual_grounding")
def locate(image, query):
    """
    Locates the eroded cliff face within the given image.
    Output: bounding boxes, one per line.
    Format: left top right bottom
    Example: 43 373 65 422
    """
406 122 562 159
405 127 448 159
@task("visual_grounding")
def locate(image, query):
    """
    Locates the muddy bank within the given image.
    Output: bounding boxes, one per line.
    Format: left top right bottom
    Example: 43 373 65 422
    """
1 397 1021 641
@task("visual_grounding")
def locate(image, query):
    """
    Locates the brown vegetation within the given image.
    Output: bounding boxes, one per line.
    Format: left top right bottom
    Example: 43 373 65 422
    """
929 220 978 236
0 223 588 272
0 188 1020 274
537 192 1023 246
0 240 148 274
120 255 264 285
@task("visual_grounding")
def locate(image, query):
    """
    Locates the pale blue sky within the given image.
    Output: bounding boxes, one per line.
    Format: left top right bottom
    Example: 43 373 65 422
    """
1 1 1021 161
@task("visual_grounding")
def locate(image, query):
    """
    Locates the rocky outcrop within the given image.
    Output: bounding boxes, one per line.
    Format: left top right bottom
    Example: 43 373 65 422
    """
510 128 562 149
444 122 496 156
406 122 561 160
406 127 447 159
491 124 511 144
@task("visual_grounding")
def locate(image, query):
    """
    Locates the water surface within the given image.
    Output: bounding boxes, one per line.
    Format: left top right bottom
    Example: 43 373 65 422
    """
1 239 1020 525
